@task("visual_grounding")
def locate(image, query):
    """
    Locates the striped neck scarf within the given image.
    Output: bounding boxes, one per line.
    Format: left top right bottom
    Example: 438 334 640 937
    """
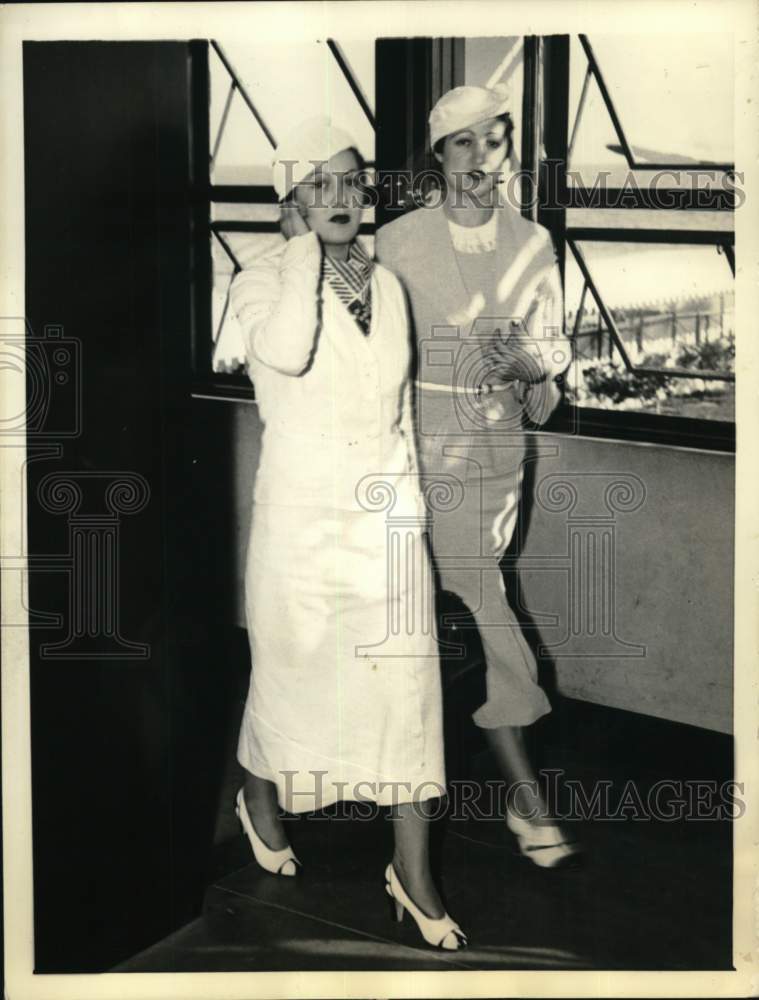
323 240 374 335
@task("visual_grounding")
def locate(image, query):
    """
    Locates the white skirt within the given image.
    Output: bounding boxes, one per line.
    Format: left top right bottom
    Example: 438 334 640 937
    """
237 477 446 814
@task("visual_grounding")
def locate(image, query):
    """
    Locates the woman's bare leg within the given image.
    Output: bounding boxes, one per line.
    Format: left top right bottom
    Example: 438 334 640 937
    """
242 771 290 850
390 801 445 919
484 724 555 824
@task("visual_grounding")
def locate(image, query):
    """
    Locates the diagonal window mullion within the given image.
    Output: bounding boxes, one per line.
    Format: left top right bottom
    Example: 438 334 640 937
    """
721 244 735 278
210 79 237 172
326 38 376 130
210 40 277 148
570 279 589 341
214 274 234 344
211 231 245 370
576 35 734 174
567 63 592 165
568 240 636 372
211 231 241 345
578 35 635 168
212 229 242 274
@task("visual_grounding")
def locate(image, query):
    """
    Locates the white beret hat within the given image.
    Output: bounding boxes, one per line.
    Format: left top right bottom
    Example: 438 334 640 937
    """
429 83 511 149
271 115 359 201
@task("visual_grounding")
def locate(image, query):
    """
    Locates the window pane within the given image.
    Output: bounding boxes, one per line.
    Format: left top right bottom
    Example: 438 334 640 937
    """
211 230 278 375
210 40 375 186
212 203 280 224
565 242 735 422
209 76 273 185
568 34 734 185
566 209 733 233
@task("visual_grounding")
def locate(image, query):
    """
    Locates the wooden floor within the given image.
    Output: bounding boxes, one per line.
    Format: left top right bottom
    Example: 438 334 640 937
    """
115 698 733 972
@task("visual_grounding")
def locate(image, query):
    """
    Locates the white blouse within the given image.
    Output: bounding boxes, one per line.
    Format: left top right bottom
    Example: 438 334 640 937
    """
447 211 498 254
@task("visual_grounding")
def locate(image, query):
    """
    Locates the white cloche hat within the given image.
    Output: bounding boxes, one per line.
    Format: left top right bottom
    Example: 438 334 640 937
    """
429 83 511 149
271 116 358 201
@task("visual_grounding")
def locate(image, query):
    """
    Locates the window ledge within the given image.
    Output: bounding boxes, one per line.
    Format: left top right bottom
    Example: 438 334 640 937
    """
539 403 735 453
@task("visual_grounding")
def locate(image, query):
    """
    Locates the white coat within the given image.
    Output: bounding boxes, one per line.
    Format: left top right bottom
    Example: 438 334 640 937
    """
230 232 446 813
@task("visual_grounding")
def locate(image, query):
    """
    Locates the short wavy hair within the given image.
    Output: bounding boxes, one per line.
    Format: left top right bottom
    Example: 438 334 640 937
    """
281 146 367 206
431 112 515 162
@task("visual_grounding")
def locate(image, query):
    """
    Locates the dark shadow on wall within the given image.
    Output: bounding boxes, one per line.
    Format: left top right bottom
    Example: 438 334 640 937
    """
23 40 244 972
499 431 568 774
501 431 559 704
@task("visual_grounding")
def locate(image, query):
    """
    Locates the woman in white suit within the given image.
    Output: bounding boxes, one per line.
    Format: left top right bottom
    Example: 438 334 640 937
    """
376 85 581 868
229 117 466 950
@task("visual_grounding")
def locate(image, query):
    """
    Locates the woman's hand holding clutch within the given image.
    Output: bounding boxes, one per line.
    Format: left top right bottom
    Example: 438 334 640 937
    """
484 333 548 385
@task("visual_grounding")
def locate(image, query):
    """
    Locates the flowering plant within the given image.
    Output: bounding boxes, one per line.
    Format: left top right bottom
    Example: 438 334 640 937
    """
566 335 734 412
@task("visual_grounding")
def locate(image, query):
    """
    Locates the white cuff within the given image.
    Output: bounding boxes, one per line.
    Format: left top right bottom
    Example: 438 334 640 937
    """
281 230 322 274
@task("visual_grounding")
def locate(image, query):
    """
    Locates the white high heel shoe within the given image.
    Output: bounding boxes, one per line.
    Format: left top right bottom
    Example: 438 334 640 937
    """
506 810 583 870
384 863 467 951
235 788 301 876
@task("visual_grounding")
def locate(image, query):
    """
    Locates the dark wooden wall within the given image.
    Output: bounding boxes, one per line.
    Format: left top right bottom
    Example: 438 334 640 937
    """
24 40 232 972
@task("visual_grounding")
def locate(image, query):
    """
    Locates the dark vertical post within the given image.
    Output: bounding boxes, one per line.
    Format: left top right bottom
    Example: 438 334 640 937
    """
24 40 220 972
189 41 213 381
375 37 464 228
521 36 540 223
538 35 570 284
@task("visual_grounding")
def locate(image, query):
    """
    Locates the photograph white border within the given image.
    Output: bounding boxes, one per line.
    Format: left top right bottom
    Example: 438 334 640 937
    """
2 2 757 997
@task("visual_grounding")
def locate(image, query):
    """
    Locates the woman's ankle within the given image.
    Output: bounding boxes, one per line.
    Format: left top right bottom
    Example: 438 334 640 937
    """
242 778 288 849
390 854 444 918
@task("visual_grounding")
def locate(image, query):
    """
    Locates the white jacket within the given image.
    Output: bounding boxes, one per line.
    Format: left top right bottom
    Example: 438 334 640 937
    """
230 232 420 512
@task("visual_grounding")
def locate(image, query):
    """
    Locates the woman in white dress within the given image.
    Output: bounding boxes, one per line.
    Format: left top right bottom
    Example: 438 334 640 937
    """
229 117 466 950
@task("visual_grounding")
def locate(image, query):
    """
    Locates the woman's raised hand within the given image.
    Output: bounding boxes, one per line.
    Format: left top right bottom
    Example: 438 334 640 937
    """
279 203 311 241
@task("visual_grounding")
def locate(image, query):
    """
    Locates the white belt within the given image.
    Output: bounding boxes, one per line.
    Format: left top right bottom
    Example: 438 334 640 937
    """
415 379 514 396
